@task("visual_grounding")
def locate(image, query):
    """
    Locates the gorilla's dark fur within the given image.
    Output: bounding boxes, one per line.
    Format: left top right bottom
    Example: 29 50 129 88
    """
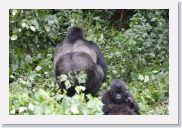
101 79 140 115
102 103 137 115
54 27 107 96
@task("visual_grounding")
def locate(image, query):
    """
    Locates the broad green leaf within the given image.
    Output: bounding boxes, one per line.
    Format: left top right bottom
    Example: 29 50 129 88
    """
30 26 36 32
10 35 17 41
28 103 34 111
144 75 150 82
71 105 79 114
25 55 32 64
21 23 26 28
138 74 144 81
19 107 27 113
36 66 42 71
12 10 17 16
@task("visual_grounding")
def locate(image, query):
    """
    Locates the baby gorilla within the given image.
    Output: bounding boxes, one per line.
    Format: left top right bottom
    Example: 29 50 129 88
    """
101 79 140 115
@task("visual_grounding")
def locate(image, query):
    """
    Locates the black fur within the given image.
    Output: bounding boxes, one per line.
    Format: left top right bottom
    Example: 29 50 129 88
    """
102 103 137 115
54 27 107 96
101 79 140 115
65 27 85 42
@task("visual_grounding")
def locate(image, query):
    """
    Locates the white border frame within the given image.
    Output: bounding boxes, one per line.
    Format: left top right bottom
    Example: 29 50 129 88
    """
0 0 179 125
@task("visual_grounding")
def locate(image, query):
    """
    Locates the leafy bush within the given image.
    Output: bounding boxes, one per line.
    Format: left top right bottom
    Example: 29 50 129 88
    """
9 9 169 115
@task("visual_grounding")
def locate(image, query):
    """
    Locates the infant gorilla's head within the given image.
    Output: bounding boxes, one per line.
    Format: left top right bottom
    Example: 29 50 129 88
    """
110 79 128 103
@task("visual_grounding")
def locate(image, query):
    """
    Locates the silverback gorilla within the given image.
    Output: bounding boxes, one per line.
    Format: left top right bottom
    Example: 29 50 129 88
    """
53 27 107 96
102 79 140 115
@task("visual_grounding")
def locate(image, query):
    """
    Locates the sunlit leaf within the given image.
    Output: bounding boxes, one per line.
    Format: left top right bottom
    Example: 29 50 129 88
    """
10 35 17 41
30 26 36 32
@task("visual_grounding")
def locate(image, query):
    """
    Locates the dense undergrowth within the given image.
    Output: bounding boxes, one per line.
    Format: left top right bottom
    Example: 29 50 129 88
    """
9 9 169 115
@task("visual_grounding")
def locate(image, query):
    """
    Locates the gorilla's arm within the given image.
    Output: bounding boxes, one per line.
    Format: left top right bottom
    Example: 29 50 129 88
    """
101 90 113 105
102 105 111 115
125 92 140 113
53 42 64 78
91 42 107 81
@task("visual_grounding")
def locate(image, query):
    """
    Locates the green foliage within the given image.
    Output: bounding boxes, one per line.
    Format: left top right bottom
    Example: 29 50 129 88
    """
9 50 103 115
57 70 87 90
9 9 169 115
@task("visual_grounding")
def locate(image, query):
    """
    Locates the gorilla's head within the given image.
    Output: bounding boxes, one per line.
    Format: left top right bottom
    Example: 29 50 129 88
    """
110 79 127 103
66 27 85 41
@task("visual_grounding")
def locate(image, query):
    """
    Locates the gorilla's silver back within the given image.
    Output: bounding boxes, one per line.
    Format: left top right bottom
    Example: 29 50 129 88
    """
54 40 97 64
